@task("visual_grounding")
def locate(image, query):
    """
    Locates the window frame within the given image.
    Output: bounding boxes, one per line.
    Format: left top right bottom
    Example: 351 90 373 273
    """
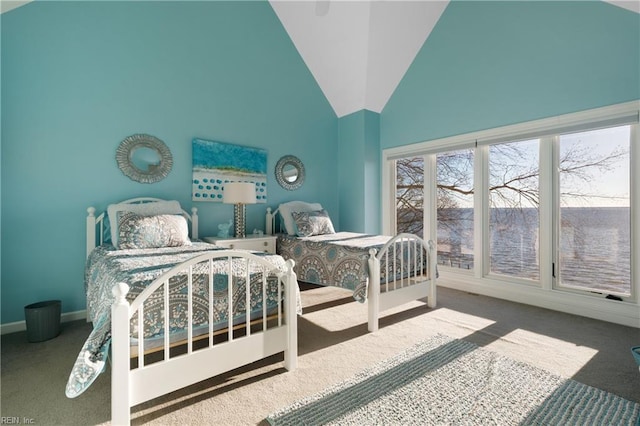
552 126 634 298
382 101 640 327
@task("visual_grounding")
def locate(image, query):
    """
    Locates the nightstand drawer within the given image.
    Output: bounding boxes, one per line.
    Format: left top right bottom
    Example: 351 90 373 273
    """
224 238 275 253
203 236 276 254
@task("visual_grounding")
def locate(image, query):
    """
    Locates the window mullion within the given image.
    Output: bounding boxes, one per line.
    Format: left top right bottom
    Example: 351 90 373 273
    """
539 136 554 290
423 154 437 247
382 159 396 235
475 144 487 279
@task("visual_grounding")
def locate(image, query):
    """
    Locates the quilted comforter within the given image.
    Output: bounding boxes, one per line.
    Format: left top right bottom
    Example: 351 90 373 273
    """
276 232 428 302
66 242 299 398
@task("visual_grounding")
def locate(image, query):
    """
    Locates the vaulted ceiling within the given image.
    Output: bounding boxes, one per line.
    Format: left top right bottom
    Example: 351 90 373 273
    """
270 0 640 117
2 0 638 118
269 0 449 117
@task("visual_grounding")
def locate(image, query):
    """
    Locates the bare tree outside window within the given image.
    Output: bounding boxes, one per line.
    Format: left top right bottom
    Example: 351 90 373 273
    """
489 139 540 280
558 126 631 296
395 126 630 294
436 149 474 269
396 157 424 237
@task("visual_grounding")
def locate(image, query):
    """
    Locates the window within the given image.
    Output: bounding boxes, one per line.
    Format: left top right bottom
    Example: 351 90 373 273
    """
437 149 474 270
556 126 631 296
488 139 540 281
395 150 475 269
395 157 424 237
384 102 639 318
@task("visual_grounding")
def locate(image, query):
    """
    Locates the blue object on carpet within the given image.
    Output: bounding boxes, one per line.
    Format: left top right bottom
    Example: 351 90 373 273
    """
632 346 640 367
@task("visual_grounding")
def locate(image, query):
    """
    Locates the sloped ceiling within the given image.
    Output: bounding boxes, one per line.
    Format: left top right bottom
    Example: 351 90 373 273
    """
270 0 640 118
0 1 28 14
269 0 449 117
2 0 639 118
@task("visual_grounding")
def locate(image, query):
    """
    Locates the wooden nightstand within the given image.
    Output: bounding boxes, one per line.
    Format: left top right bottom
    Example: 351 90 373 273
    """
203 235 277 254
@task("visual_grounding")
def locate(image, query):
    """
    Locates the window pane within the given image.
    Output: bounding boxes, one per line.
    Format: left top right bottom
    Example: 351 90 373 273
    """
396 157 424 237
489 139 540 280
437 149 474 270
558 126 631 296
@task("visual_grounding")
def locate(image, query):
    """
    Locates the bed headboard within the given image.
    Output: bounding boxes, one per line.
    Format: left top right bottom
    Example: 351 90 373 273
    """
266 202 325 236
86 197 199 258
266 207 280 236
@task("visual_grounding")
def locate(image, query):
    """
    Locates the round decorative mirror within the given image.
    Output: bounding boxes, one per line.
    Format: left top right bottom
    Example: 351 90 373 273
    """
116 134 173 183
275 155 305 190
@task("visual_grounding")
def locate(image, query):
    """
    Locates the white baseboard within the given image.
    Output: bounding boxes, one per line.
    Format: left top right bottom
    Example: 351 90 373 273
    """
1 310 87 335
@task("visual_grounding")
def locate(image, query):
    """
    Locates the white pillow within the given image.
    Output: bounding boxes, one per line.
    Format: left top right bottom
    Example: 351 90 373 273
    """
107 200 184 248
278 201 323 235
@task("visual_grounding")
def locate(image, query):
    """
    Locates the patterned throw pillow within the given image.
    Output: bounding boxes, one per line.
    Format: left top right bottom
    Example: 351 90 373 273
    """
278 201 323 235
118 212 191 249
291 209 335 237
107 200 184 248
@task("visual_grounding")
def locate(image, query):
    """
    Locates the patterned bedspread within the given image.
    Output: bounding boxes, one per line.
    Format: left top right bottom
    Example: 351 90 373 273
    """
277 232 427 302
66 242 300 398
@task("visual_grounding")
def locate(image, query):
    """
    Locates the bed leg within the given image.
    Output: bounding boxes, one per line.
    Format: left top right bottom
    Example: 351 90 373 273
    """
367 249 380 333
283 261 298 371
111 283 131 426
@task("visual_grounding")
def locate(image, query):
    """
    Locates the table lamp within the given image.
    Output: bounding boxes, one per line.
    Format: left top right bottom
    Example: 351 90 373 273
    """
223 182 256 238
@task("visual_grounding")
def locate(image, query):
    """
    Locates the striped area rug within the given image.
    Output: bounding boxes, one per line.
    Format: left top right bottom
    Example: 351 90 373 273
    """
267 334 640 425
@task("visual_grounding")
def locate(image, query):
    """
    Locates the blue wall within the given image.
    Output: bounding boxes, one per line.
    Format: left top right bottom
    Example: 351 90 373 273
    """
381 1 640 148
363 110 380 233
2 0 638 325
338 111 365 233
338 110 380 233
1 1 338 323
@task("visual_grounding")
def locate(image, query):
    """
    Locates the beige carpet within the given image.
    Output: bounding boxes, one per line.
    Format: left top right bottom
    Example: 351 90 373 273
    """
2 283 639 425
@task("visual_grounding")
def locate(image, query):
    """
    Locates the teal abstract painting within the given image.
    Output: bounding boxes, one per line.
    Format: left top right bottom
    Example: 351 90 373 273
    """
192 139 267 203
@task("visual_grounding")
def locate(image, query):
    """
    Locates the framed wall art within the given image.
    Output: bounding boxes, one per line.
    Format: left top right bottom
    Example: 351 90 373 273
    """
192 138 267 203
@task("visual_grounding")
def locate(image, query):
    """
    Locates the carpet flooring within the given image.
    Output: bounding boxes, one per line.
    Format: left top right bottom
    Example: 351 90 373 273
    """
1 283 639 425
267 334 639 425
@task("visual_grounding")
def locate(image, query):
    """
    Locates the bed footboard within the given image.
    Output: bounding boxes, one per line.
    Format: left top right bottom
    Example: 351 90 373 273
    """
367 233 436 332
110 251 298 425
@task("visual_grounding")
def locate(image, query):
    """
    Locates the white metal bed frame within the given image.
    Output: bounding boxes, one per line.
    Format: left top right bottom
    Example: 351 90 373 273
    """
86 199 298 425
266 207 436 332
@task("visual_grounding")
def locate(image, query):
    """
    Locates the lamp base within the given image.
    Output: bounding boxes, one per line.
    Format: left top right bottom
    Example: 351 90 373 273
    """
234 204 246 238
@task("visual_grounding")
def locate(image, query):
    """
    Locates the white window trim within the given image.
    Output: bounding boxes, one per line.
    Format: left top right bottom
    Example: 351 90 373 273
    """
382 101 640 328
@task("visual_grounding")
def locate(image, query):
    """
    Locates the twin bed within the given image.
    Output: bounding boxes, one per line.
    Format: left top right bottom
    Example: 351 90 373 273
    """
67 198 299 425
69 197 436 425
267 201 437 332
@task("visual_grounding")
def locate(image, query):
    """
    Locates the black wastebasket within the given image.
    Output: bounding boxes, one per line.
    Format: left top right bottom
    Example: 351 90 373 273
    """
24 300 61 342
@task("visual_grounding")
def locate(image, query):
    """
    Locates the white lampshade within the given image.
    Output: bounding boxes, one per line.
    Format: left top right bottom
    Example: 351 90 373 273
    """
223 182 256 204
